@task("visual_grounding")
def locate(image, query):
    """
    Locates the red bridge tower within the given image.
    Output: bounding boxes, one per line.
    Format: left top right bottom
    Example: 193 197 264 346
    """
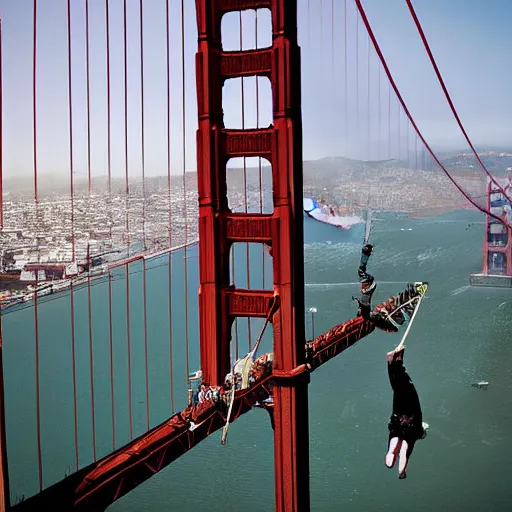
470 176 512 287
195 0 310 510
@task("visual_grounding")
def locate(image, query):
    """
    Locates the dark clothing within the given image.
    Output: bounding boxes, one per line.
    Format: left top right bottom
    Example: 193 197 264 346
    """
355 244 401 332
355 245 422 333
387 353 424 450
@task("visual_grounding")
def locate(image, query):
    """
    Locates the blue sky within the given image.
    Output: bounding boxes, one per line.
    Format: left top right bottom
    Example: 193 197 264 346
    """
0 0 511 181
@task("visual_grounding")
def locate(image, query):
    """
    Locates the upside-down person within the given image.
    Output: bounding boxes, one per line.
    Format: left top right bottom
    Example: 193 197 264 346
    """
385 346 428 479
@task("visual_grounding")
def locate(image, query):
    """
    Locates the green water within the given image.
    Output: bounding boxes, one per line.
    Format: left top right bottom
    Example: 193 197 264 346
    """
2 210 512 511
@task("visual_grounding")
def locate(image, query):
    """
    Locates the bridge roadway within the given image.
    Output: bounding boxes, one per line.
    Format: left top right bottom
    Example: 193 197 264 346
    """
11 301 386 511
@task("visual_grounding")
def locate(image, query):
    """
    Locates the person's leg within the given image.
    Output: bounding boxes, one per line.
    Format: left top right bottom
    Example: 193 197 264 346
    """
385 437 402 468
398 440 410 478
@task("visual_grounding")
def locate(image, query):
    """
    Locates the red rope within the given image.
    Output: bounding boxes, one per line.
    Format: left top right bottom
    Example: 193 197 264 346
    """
355 0 505 223
181 0 190 384
165 0 175 414
405 0 511 203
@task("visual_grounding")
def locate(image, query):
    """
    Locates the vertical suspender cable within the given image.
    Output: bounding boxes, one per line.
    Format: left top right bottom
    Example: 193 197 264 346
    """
255 12 265 290
139 0 150 433
105 0 116 450
140 0 146 251
123 0 130 250
405 0 511 202
0 17 3 228
66 0 79 473
355 11 359 137
319 0 323 123
33 3 43 489
239 12 252 351
85 0 92 194
331 0 335 151
355 0 506 223
344 0 347 153
181 0 190 386
165 0 175 414
143 257 149 430
85 0 96 463
123 0 133 441
367 35 370 159
387 83 391 159
397 98 400 160
33 1 38 204
231 16 240 362
86 256 96 461
67 0 75 263
415 132 418 171
377 60 381 160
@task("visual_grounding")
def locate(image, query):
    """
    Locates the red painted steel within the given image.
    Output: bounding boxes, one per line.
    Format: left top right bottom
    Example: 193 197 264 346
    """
195 1 309 510
482 181 512 276
10 305 386 511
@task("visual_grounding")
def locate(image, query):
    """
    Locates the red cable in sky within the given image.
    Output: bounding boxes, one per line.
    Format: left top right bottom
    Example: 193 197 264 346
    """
405 0 512 203
354 0 508 226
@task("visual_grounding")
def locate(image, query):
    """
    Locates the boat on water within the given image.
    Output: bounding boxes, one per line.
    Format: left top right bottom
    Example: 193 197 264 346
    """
303 197 364 230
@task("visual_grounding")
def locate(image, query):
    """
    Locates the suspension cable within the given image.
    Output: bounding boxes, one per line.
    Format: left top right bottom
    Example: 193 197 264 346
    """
140 0 147 251
123 0 133 441
355 0 505 224
165 0 175 414
255 11 265 290
405 0 511 203
181 0 190 388
64 0 79 476
84 0 97 463
105 0 116 450
239 11 252 351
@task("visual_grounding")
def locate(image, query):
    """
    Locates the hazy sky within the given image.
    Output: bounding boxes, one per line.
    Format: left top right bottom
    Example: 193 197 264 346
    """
1 0 511 182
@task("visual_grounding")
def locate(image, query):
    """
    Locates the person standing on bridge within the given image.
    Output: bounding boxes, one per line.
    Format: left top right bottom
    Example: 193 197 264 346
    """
385 346 428 479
